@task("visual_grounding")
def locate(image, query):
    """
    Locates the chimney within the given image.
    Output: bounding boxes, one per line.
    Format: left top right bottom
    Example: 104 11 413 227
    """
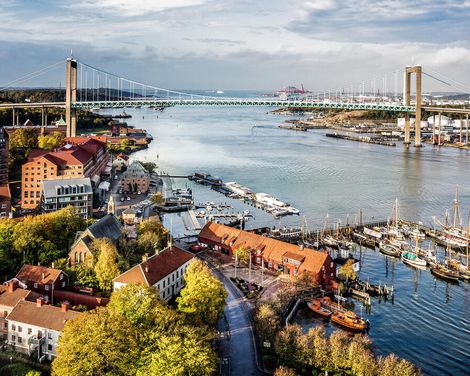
144 265 149 273
41 272 45 281
36 298 44 307
7 280 18 293
300 244 304 250
142 253 148 263
61 302 70 312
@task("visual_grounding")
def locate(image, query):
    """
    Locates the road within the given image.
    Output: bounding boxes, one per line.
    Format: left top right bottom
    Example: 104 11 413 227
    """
202 255 264 376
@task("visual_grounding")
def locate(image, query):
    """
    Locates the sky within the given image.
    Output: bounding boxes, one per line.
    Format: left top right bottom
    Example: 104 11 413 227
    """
1 0 470 91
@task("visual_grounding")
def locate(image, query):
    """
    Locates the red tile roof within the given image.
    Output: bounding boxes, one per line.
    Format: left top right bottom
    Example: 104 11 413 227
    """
16 265 66 285
6 300 79 332
0 285 40 308
0 184 10 199
27 149 49 161
199 222 331 275
113 246 194 287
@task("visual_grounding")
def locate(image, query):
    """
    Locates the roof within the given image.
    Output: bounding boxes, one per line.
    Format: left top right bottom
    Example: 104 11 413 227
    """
55 117 66 126
123 161 148 178
122 208 136 215
64 136 107 145
27 149 49 161
6 300 79 332
117 153 129 161
15 265 66 285
0 285 40 308
199 222 330 275
87 214 122 241
42 177 92 197
113 246 194 286
0 184 10 199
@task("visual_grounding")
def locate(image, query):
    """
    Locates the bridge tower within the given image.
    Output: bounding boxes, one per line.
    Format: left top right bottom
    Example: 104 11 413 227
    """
65 58 77 138
403 65 422 147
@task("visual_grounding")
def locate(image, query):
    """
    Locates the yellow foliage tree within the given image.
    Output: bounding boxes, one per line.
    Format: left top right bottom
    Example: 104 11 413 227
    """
92 238 120 293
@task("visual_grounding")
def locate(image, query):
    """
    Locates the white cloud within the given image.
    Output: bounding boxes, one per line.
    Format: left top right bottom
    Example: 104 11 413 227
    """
68 0 209 17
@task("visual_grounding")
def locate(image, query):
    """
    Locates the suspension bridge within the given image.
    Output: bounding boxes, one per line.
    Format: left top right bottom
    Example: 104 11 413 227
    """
1 57 470 147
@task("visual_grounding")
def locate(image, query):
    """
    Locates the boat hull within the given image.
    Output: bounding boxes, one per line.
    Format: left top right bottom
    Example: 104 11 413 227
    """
331 313 368 332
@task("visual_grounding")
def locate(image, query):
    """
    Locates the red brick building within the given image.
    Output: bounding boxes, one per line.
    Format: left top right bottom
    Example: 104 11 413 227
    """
15 265 68 304
199 222 336 287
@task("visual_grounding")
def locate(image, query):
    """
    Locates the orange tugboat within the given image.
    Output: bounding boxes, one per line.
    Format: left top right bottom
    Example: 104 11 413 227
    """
307 297 333 318
331 310 369 332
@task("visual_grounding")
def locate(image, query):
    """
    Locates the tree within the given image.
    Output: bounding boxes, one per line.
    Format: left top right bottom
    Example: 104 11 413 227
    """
10 128 38 150
92 238 120 293
0 219 20 279
52 308 139 376
177 259 227 327
274 366 296 376
329 330 351 370
140 161 157 173
274 324 304 367
255 303 280 344
339 258 357 281
137 220 169 253
137 326 217 376
305 326 330 370
151 192 165 205
38 131 64 151
121 139 133 148
235 245 249 264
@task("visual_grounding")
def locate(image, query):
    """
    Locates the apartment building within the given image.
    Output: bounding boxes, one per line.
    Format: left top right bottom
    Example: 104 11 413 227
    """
121 160 149 193
41 177 93 218
21 138 108 209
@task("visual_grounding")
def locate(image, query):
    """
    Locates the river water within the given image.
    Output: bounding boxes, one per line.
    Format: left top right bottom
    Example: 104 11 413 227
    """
116 101 469 375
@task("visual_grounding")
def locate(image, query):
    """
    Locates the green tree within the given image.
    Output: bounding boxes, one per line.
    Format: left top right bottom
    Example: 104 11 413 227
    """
0 219 20 279
38 131 64 151
10 128 38 150
121 139 133 148
177 259 227 327
140 161 157 173
52 308 139 376
92 238 120 293
137 220 169 253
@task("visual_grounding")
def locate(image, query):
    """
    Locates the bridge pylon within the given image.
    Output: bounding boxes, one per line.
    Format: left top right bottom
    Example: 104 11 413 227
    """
403 65 422 147
65 58 77 138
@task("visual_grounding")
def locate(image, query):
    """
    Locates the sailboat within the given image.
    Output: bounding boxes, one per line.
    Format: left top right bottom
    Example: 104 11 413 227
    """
401 235 427 269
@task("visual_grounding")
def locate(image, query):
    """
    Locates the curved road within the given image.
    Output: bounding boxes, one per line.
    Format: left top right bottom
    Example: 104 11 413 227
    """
204 257 264 376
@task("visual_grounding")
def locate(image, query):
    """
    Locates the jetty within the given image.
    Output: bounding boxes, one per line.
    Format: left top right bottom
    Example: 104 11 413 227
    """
326 132 396 147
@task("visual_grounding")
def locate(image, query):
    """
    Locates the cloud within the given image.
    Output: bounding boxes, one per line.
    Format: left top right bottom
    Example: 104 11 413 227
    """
67 0 210 17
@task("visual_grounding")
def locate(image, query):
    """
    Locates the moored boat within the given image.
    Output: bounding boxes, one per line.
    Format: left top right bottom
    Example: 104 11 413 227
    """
307 299 333 318
401 251 427 268
331 310 369 332
430 263 460 282
379 243 402 257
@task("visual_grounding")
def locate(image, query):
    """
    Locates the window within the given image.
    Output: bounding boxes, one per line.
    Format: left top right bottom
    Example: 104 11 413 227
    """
11 335 15 342
18 326 22 333
11 324 15 331
62 281 66 287
60 274 63 280
163 280 165 288
47 344 53 351
48 332 52 340
34 283 38 288
18 337 22 344
45 285 49 291
28 328 32 335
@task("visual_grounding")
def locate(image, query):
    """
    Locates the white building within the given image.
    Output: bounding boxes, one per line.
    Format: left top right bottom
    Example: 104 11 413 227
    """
6 298 79 361
41 177 93 219
255 192 288 208
113 245 194 301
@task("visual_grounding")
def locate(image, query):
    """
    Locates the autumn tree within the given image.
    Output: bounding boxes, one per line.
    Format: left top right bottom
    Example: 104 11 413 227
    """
255 303 280 344
305 326 330 370
274 324 304 367
38 131 64 151
273 366 296 376
52 309 139 376
235 245 249 264
339 258 357 281
150 192 165 205
92 238 120 293
329 330 351 370
0 219 20 279
177 259 227 327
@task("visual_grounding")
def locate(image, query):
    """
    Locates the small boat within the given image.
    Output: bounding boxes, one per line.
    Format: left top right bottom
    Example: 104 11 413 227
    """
430 263 460 282
307 299 332 318
401 251 427 268
331 310 369 332
379 243 402 257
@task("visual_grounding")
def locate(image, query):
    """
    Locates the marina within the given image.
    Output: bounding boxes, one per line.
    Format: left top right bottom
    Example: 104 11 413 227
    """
126 105 470 376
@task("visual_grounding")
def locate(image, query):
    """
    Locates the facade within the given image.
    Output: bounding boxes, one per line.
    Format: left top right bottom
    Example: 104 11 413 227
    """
21 137 109 209
121 161 149 193
0 281 40 342
69 214 122 266
41 177 93 218
15 265 68 304
113 246 194 301
199 222 336 286
6 299 79 361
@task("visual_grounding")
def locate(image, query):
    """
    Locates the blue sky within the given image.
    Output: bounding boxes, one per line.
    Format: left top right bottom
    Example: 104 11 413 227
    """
1 0 470 91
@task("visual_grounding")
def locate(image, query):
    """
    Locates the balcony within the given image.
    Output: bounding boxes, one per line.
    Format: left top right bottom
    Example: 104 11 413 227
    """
28 335 45 347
